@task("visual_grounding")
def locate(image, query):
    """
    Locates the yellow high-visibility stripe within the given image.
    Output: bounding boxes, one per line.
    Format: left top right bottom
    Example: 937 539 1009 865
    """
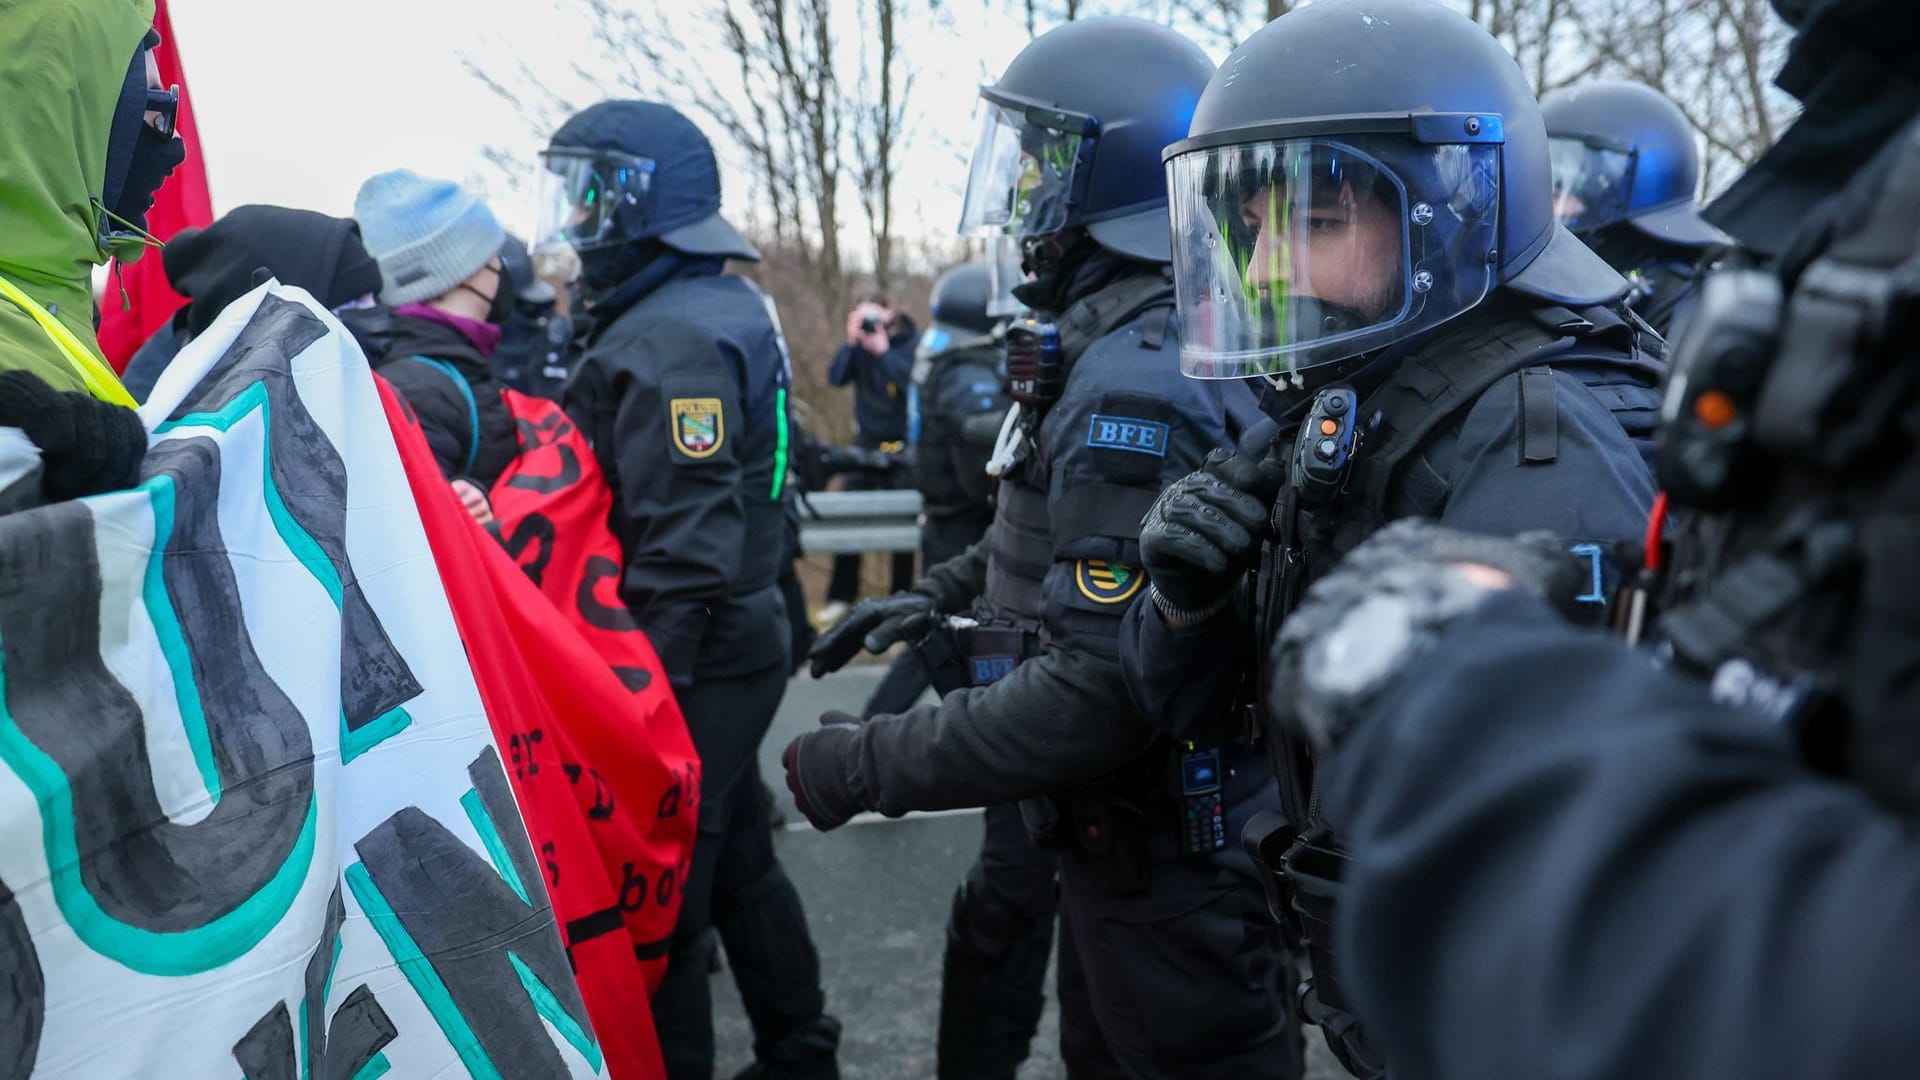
0 273 136 407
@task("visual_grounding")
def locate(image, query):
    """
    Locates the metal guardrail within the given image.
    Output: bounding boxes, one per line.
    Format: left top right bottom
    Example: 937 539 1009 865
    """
796 489 924 555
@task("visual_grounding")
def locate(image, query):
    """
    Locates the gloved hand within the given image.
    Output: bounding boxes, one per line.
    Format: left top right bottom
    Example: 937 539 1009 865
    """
781 710 869 831
1139 418 1288 620
0 369 146 502
807 590 938 677
1267 519 1586 753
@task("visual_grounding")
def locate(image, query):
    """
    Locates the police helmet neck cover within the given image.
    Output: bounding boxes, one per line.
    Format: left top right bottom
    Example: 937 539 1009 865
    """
1165 0 1623 383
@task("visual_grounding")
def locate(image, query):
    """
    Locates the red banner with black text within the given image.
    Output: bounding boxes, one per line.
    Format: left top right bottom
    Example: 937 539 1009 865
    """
379 381 700 1080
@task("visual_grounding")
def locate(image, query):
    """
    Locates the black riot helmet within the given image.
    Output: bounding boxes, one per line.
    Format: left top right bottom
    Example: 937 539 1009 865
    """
958 16 1215 264
1541 80 1728 248
537 100 760 267
1163 0 1626 383
929 259 998 337
917 258 1000 365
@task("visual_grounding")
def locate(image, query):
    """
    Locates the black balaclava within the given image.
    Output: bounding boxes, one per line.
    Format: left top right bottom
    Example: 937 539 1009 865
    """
100 33 184 248
1011 230 1142 317
164 207 383 339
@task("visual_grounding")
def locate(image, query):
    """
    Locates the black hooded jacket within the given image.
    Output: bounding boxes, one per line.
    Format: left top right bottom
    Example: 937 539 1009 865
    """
123 206 383 402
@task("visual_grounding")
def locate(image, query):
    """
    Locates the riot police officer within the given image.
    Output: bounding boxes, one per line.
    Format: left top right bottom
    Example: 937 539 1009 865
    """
785 18 1298 1079
1258 0 1920 1073
492 233 576 401
1542 79 1732 335
1119 1 1667 1072
544 100 840 1080
861 258 1011 718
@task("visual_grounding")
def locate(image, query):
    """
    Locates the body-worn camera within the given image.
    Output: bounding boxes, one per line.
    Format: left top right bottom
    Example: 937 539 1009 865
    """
1657 269 1783 508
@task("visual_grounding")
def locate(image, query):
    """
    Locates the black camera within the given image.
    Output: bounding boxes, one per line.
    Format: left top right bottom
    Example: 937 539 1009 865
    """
860 315 885 335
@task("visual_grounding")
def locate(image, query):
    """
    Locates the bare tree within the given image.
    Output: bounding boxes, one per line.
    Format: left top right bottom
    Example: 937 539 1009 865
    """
852 0 911 291
1558 0 1794 190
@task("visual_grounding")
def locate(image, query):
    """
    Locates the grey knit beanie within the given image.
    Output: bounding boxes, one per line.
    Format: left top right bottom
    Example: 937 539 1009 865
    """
353 169 507 306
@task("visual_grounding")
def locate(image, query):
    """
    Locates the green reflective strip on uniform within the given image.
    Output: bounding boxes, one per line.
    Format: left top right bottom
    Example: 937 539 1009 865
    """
770 387 790 500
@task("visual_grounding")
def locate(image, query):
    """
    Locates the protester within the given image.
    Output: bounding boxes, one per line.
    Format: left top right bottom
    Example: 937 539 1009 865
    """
119 205 383 401
354 169 521 522
0 0 175 506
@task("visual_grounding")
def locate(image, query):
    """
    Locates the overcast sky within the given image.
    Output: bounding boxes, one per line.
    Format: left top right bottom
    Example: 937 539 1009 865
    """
167 0 1053 253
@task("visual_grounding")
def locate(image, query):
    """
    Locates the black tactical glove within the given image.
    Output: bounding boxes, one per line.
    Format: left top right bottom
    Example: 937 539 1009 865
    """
781 710 869 831
1268 520 1586 753
807 589 938 677
1139 418 1288 620
0 369 146 503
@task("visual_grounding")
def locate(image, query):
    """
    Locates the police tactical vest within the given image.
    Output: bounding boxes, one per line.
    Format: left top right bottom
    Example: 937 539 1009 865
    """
1655 118 1920 812
1257 298 1665 1079
983 274 1175 624
915 341 1004 523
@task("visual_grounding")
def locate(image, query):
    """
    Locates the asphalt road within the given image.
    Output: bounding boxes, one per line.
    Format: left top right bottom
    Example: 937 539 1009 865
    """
709 663 1341 1079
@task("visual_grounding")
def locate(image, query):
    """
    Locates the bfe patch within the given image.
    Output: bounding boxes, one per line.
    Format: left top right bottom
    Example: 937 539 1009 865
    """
1085 414 1169 456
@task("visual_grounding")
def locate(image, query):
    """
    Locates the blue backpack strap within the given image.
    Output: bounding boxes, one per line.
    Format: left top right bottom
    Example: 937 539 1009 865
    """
406 355 481 476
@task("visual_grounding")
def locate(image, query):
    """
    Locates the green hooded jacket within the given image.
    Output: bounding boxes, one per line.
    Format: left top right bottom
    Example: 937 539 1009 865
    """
0 0 155 396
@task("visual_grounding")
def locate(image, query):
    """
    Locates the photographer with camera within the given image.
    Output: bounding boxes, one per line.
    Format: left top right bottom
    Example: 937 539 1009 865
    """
820 296 920 620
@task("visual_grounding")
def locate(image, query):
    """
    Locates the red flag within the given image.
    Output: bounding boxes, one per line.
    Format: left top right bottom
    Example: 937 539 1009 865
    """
488 388 705 985
379 381 702 1080
97 0 215 372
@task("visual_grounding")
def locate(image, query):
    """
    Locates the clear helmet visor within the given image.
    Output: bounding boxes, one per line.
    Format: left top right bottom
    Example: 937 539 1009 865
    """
1549 137 1634 233
1167 136 1501 380
535 149 657 254
957 98 1087 239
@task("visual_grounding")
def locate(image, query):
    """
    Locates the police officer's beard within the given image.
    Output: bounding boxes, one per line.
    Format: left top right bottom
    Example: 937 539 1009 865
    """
1255 294 1371 351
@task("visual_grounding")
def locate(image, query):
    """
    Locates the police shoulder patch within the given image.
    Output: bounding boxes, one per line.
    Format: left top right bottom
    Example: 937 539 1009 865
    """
1086 413 1170 457
1074 558 1144 604
670 397 725 459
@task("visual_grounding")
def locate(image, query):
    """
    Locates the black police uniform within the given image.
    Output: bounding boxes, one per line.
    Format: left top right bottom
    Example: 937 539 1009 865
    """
1119 296 1664 1074
913 336 1007 566
861 334 1008 718
566 261 838 1079
1582 225 1715 337
1299 75 1920 1076
493 299 575 402
813 264 1302 1079
1121 5 1676 1068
